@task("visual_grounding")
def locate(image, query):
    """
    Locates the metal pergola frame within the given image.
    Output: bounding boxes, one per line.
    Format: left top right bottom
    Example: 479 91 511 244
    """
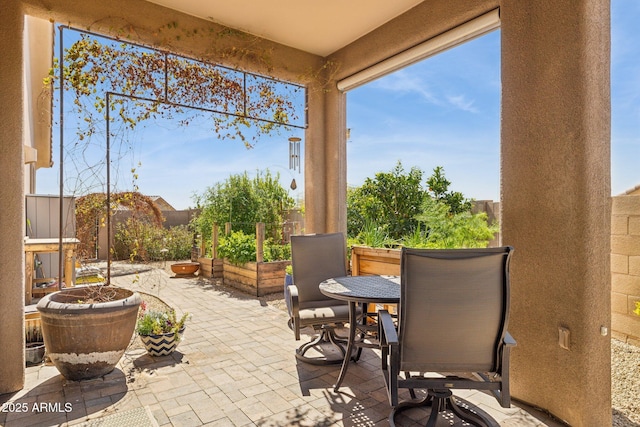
56 24 307 286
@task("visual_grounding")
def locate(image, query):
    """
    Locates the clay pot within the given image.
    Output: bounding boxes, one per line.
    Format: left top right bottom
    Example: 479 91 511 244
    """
25 342 45 365
37 286 141 381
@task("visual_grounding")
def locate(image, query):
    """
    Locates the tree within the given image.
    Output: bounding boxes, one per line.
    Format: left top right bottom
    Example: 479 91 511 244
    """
426 166 472 215
347 161 426 241
75 191 164 260
193 169 294 252
348 163 497 249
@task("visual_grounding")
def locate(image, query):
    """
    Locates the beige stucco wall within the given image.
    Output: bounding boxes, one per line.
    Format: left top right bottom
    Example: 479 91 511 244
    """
611 195 640 344
0 0 27 393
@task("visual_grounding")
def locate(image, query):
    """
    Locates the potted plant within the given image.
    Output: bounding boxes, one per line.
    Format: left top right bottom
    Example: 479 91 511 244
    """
284 264 293 285
37 285 141 380
136 301 190 357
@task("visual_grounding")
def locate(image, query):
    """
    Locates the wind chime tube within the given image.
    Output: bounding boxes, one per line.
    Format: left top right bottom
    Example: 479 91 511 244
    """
289 137 301 173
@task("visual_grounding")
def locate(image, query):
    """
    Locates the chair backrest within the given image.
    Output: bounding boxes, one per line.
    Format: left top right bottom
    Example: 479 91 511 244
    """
291 233 347 303
398 247 513 373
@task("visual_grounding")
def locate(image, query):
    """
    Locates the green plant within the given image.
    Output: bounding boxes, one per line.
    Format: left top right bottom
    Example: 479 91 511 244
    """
414 197 498 248
356 220 397 248
398 224 430 248
192 169 295 249
348 164 497 249
214 231 291 265
136 301 189 337
426 166 472 215
263 239 291 262
217 230 256 265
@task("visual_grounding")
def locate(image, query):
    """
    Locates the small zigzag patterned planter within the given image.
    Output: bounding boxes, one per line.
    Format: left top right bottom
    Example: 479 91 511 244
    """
139 327 185 357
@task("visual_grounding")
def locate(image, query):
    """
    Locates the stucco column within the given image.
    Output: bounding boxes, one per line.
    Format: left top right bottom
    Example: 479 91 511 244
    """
323 88 347 235
501 1 611 425
304 75 347 235
0 0 27 393
304 83 326 234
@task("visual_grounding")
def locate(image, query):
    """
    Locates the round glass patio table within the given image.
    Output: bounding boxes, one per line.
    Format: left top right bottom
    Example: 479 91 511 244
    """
319 275 400 391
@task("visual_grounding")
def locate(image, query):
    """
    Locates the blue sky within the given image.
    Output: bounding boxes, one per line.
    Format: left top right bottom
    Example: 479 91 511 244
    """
38 2 639 210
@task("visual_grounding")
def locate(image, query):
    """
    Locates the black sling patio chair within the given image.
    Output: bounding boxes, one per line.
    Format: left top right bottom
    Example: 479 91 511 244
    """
287 233 361 365
379 246 515 427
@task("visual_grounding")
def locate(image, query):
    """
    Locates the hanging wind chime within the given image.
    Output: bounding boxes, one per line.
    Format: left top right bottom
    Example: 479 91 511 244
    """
288 137 301 190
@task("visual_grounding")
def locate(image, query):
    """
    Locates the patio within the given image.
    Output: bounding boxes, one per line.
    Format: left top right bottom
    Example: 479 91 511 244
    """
1 265 566 427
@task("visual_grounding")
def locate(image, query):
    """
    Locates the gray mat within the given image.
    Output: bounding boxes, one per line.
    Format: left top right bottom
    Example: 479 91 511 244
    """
79 406 158 427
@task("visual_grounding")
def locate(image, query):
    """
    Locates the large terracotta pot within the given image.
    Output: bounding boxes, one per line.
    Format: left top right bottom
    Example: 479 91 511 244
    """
37 286 141 381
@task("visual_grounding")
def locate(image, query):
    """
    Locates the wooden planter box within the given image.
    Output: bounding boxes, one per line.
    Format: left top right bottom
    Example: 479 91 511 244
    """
198 257 223 279
222 259 291 297
350 245 401 276
351 245 401 315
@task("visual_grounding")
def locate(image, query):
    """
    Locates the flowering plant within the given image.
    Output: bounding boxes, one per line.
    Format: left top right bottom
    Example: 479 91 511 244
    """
136 301 189 336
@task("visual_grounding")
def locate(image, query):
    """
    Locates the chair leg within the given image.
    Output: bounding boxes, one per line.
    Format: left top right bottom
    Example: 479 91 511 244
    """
295 327 348 365
404 372 417 399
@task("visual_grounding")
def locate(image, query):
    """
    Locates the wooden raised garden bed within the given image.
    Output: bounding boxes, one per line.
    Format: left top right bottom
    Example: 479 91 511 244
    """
350 245 401 276
197 222 290 296
223 259 290 297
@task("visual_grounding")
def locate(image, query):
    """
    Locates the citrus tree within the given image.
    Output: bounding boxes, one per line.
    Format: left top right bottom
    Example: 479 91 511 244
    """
347 163 497 248
347 161 426 241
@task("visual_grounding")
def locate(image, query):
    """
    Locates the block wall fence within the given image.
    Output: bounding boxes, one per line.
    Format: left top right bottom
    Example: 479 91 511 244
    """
611 194 640 345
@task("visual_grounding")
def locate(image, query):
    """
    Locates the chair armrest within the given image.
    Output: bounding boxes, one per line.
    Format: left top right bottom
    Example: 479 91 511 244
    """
378 309 398 346
288 284 299 315
288 284 301 340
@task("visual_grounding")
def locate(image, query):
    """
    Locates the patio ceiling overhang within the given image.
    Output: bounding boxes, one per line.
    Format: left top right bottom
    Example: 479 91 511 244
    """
144 0 425 57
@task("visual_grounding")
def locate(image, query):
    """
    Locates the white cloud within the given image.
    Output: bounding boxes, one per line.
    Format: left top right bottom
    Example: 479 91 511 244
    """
446 94 478 113
372 70 440 105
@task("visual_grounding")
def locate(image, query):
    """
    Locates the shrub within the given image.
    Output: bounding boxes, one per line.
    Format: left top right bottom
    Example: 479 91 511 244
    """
114 222 192 261
264 239 291 262
413 197 498 248
347 161 425 241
